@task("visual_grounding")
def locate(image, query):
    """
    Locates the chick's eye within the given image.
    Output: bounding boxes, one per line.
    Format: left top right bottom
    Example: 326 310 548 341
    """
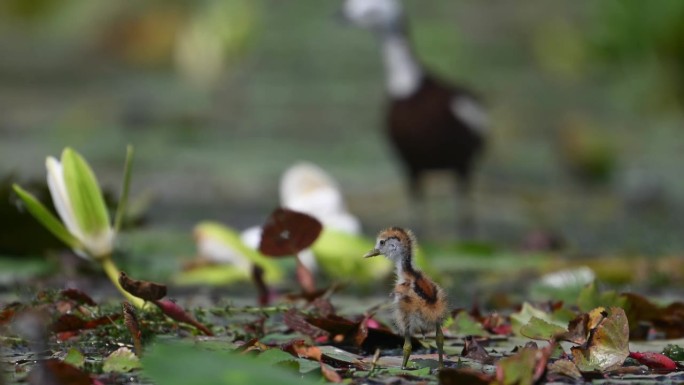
379 240 385 246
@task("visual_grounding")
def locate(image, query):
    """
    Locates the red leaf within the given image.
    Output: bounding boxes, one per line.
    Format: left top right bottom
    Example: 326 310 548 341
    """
153 299 213 336
28 359 93 385
258 208 322 257
122 302 142 356
60 289 97 306
295 257 316 294
629 351 677 371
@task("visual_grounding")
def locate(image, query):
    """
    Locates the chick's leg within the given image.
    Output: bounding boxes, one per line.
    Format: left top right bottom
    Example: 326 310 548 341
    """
401 331 412 370
436 322 444 369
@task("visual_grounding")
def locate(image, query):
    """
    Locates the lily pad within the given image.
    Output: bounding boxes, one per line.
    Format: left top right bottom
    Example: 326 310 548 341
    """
571 307 629 372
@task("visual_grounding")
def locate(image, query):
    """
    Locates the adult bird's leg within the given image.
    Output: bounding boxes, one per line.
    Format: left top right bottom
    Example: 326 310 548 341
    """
402 330 412 370
435 322 444 369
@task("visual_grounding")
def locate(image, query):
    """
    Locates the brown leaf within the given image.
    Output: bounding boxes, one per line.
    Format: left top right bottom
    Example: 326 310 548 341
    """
122 302 142 356
258 207 322 257
320 363 342 383
0 302 22 326
495 344 553 385
305 314 421 353
118 272 167 302
283 309 329 339
50 313 119 334
571 307 629 372
28 359 92 385
60 289 96 306
558 313 590 345
282 340 323 361
152 299 213 336
438 368 492 385
461 336 494 364
547 359 582 381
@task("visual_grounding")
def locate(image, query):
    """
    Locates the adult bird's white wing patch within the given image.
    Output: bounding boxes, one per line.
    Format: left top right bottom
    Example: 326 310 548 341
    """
450 96 490 136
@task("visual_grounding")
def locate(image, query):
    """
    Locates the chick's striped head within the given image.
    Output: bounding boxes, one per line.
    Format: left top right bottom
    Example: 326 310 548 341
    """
364 227 416 262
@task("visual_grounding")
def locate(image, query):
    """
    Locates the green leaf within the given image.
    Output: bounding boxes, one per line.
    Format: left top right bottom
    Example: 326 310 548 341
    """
510 302 566 336
193 222 283 283
496 348 538 385
520 317 566 341
114 145 134 233
571 307 629 372
577 282 626 312
312 229 392 282
12 184 80 249
103 347 140 373
61 148 110 236
63 348 85 368
142 341 318 385
450 311 487 336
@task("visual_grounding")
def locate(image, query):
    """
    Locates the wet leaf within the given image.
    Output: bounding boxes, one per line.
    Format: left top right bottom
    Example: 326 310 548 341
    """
259 207 322 257
63 348 85 368
495 345 551 385
571 307 629 372
461 336 494 364
103 347 140 373
282 340 323 361
623 293 684 339
663 344 684 361
60 289 96 306
628 351 677 371
305 314 421 352
451 310 487 336
510 302 566 336
520 316 566 341
577 282 626 312
28 359 91 385
438 368 492 385
283 309 329 339
153 299 213 336
119 272 167 302
547 359 582 381
143 341 318 385
51 313 118 333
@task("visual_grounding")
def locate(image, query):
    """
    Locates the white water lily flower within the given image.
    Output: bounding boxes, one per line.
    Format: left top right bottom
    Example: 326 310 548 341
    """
280 162 361 234
46 155 114 259
14 148 116 260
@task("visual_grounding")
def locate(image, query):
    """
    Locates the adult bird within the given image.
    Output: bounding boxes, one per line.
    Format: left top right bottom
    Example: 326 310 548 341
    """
340 0 488 236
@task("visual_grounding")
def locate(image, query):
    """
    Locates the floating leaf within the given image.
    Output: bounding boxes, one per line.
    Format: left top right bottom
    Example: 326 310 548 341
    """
60 289 96 306
520 316 566 341
495 346 551 385
103 347 141 373
63 348 85 368
510 302 566 335
119 272 167 302
628 351 677 371
547 359 582 381
28 359 91 385
577 282 626 312
438 368 492 385
142 341 318 385
153 299 213 336
259 208 322 257
451 311 487 336
571 307 629 372
461 336 494 364
663 344 684 361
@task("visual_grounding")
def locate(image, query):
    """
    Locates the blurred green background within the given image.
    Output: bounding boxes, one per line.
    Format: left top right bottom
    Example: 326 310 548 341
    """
2 0 684 261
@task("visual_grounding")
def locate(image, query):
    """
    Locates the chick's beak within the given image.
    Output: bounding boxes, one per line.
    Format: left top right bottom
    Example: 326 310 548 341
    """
363 249 381 258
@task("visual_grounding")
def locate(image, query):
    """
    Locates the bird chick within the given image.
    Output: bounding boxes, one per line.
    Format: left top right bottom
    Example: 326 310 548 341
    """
364 227 447 369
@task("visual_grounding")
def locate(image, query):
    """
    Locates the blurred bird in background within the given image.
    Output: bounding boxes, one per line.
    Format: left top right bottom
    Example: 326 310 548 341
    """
340 0 489 237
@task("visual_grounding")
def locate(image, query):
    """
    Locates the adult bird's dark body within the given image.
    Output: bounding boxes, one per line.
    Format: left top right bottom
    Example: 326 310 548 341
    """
341 0 488 235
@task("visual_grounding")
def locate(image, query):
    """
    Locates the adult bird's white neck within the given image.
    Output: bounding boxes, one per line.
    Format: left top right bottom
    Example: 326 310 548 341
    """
380 32 423 99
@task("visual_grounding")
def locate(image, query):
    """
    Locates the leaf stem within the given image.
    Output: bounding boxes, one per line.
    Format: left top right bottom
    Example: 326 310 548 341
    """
101 256 145 309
